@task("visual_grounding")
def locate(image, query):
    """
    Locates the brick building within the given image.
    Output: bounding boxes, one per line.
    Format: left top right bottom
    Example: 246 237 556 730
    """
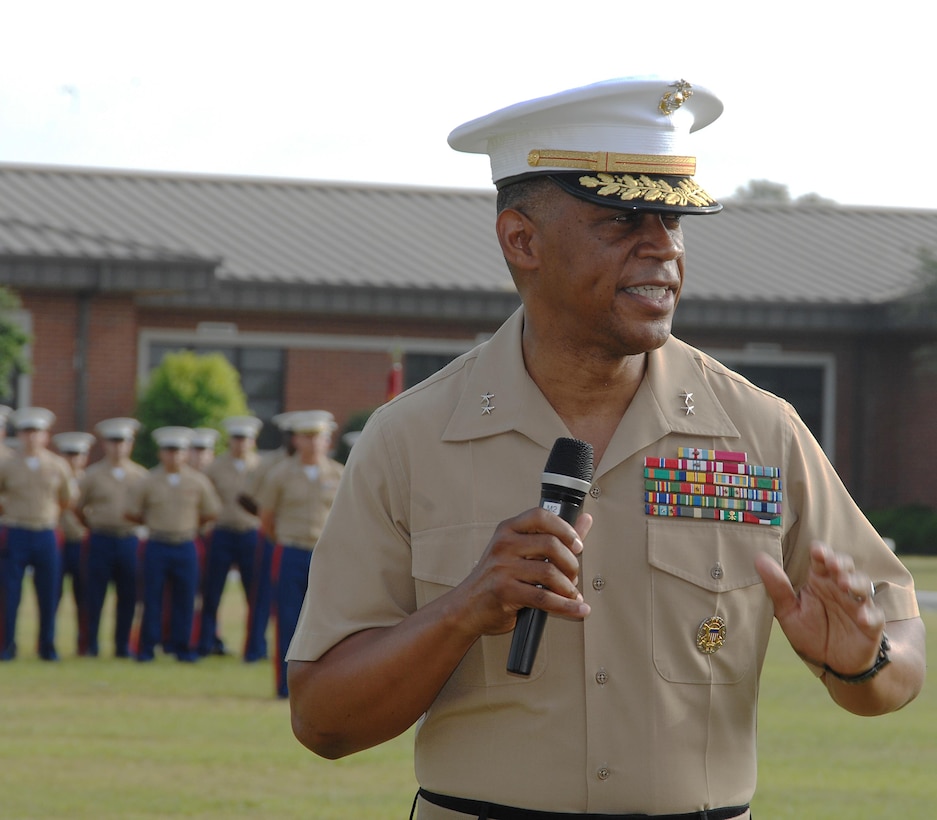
1 163 936 510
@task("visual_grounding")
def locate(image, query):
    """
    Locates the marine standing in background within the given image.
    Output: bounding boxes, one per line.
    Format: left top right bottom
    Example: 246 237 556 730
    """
257 411 342 698
0 404 15 619
188 427 219 472
185 426 219 652
75 418 148 658
199 415 268 660
52 430 95 656
239 411 299 516
235 410 299 661
125 426 221 662
0 407 77 661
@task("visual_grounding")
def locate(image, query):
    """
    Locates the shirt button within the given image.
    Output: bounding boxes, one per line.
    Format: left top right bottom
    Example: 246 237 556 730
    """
711 562 725 580
592 576 606 592
595 668 608 685
597 767 610 781
589 485 601 499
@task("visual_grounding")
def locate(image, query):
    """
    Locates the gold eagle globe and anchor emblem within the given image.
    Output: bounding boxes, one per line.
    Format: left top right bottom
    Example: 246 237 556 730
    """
659 80 693 115
696 615 727 654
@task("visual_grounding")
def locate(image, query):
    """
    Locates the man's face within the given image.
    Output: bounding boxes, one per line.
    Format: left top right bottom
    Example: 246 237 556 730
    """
18 428 48 454
188 447 214 470
159 446 186 472
64 452 88 472
294 430 330 461
524 194 686 358
103 437 133 461
229 435 253 458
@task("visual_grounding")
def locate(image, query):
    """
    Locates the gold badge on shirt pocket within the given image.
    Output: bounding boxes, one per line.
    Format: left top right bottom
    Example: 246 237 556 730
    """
696 615 727 654
643 447 782 527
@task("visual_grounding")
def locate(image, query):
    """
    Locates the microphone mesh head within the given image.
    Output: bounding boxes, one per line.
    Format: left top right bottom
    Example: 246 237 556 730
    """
544 437 594 483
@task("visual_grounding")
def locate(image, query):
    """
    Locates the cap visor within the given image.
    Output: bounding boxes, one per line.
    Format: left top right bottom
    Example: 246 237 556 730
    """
547 171 721 214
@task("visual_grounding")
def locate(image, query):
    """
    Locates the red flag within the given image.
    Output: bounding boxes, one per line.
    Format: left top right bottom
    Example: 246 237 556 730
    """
386 361 403 401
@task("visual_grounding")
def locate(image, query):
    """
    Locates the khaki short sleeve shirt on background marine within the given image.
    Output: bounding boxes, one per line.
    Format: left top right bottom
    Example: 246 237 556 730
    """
78 459 149 535
0 449 77 530
206 451 261 532
125 464 222 540
287 308 919 817
256 456 343 550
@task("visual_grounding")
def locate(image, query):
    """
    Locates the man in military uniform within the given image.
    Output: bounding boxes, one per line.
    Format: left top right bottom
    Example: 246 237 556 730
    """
125 426 221 662
239 411 298 517
198 415 269 659
285 78 926 818
0 407 76 660
234 410 299 661
76 418 148 658
188 427 219 471
52 430 96 656
182 426 219 651
257 410 342 698
0 405 13 601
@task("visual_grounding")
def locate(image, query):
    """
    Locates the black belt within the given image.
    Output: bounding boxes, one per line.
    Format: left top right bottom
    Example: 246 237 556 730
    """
147 531 195 545
91 527 137 538
415 790 749 820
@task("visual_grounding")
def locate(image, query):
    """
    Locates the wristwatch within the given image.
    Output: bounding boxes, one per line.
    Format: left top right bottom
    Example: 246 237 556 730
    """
822 634 891 684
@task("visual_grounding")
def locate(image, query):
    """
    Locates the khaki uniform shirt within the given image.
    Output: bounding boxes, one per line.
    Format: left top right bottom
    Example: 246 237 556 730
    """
78 459 149 536
60 486 87 543
287 308 918 816
125 464 222 542
205 451 261 532
256 456 343 550
0 449 77 530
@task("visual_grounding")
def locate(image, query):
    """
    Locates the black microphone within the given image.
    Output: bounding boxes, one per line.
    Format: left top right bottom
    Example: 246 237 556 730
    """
507 437 594 676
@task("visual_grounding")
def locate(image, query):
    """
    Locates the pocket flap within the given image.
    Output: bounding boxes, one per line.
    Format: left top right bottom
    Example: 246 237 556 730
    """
648 519 781 592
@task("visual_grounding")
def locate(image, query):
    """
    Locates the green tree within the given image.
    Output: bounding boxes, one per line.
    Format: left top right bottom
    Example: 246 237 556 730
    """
727 180 837 207
729 179 792 203
0 287 31 402
133 351 250 467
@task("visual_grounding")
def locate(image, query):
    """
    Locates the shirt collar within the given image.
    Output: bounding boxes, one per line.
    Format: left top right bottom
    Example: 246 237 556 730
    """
442 307 739 475
442 308 568 451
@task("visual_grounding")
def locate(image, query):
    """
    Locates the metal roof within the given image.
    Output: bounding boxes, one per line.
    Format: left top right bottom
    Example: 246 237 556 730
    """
0 162 935 326
680 203 936 305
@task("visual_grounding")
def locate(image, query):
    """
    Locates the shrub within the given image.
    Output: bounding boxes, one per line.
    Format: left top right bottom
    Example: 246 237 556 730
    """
333 408 375 464
133 351 249 467
0 287 31 400
865 504 937 556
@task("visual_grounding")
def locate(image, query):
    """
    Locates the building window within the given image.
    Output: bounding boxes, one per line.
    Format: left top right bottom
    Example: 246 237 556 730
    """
403 352 460 389
713 348 836 455
732 364 824 441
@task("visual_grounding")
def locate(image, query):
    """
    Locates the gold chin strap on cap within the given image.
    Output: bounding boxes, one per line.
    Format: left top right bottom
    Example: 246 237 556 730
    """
528 149 697 177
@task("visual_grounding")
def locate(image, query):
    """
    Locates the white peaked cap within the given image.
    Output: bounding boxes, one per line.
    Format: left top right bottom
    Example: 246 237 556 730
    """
222 415 263 438
448 76 723 214
53 431 96 454
11 406 56 431
153 426 194 449
95 417 140 440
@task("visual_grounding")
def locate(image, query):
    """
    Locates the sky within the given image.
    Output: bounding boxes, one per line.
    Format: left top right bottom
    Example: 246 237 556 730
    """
2 2 935 209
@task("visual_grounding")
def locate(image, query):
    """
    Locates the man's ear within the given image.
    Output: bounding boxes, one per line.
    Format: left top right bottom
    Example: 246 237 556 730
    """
496 208 540 273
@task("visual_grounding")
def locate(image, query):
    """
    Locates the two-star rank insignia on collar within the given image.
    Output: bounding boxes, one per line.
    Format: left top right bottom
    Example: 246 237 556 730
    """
679 390 695 416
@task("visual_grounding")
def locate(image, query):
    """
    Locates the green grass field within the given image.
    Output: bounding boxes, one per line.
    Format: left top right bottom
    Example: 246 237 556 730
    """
2 561 935 819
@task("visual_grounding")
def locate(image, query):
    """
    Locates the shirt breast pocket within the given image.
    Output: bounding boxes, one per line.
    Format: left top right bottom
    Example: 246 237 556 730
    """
647 520 781 685
411 523 548 686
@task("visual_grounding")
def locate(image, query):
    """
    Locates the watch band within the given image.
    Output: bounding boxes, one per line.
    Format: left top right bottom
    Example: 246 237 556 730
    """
822 633 891 684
